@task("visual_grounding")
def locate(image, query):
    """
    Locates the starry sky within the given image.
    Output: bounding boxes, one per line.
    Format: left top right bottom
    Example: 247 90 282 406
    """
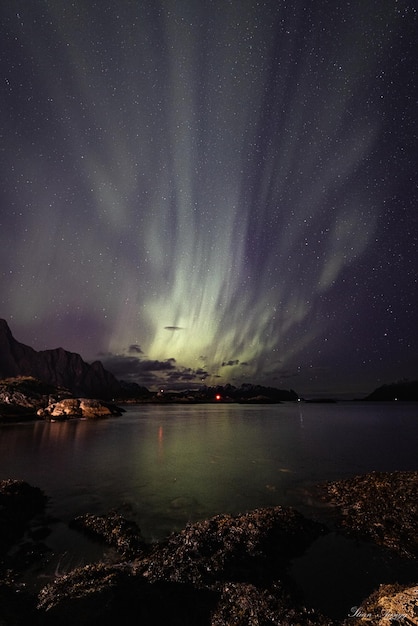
1 1 417 398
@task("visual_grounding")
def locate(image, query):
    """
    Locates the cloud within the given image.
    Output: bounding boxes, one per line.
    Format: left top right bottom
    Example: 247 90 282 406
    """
164 326 184 331
165 366 210 383
100 354 177 381
221 359 240 367
140 358 177 371
100 352 210 389
128 344 143 354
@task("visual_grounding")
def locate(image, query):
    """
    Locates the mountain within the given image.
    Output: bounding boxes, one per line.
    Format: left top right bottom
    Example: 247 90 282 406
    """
365 380 418 401
0 319 121 399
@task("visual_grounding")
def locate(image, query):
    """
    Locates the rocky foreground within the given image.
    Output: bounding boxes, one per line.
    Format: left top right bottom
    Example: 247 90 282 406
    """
0 377 123 421
0 472 417 625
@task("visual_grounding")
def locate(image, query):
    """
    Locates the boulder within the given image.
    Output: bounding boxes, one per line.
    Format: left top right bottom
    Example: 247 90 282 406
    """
37 398 123 420
0 376 72 421
70 512 146 559
136 506 327 587
38 506 329 625
211 582 331 626
318 471 418 558
342 583 418 625
37 564 217 626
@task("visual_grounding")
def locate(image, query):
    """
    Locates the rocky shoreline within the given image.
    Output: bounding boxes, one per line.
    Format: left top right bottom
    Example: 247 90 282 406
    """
0 471 417 625
0 377 124 422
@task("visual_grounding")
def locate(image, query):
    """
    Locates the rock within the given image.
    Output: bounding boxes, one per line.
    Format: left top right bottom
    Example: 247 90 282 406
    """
136 506 327 587
0 479 47 554
342 583 418 625
70 511 146 559
37 563 131 625
211 582 332 626
37 398 123 420
0 376 72 421
35 506 328 624
318 471 418 558
37 564 217 626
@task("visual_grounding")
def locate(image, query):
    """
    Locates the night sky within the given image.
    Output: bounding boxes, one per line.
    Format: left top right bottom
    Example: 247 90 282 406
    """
1 1 417 398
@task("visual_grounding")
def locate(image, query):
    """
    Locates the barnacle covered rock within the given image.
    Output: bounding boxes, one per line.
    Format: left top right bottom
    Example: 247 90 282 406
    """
70 511 146 559
137 506 327 586
318 471 418 558
211 582 332 626
341 583 418 625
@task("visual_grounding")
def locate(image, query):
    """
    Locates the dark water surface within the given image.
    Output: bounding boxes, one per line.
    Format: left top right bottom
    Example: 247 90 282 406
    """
1 401 417 617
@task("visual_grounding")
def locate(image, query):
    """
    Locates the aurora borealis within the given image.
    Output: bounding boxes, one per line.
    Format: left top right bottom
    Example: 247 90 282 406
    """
1 1 417 397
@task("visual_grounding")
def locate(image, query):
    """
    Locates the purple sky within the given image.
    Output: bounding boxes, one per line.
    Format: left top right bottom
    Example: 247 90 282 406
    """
1 1 417 397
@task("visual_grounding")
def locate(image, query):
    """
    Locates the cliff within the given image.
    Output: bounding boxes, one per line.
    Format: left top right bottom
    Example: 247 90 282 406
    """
0 319 120 399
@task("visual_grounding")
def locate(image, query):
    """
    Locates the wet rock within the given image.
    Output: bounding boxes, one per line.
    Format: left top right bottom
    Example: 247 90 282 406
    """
38 398 123 420
211 582 333 626
70 511 146 559
37 563 217 626
318 471 418 558
137 506 327 587
35 506 328 624
342 583 418 625
0 480 47 554
37 563 131 625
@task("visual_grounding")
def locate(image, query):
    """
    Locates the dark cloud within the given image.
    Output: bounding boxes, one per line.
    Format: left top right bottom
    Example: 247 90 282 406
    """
195 368 209 378
100 352 210 389
164 326 184 331
165 366 210 383
140 358 177 371
222 359 240 367
128 344 143 354
101 354 177 381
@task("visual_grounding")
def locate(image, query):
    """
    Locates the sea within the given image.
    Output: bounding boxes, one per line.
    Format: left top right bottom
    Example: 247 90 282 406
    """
1 401 417 618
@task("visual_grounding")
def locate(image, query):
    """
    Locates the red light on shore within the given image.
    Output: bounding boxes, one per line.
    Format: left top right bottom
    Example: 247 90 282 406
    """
215 394 221 401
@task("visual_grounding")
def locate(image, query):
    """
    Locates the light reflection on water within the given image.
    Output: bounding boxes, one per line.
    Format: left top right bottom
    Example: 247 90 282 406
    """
1 402 417 542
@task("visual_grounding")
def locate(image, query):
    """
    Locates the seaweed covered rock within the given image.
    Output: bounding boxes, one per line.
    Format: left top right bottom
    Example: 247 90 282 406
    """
138 506 327 587
37 506 329 625
37 563 217 626
318 471 418 558
211 582 333 626
342 583 418 625
38 563 132 625
0 479 47 554
70 511 146 559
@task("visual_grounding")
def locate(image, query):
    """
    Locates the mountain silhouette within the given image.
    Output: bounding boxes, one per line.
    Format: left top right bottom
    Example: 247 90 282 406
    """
0 319 120 398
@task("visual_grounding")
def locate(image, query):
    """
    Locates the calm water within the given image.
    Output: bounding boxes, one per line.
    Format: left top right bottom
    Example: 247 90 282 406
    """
1 401 417 540
1 401 417 618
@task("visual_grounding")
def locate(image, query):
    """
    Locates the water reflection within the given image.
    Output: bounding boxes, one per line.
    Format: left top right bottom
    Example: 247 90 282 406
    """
1 403 417 541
